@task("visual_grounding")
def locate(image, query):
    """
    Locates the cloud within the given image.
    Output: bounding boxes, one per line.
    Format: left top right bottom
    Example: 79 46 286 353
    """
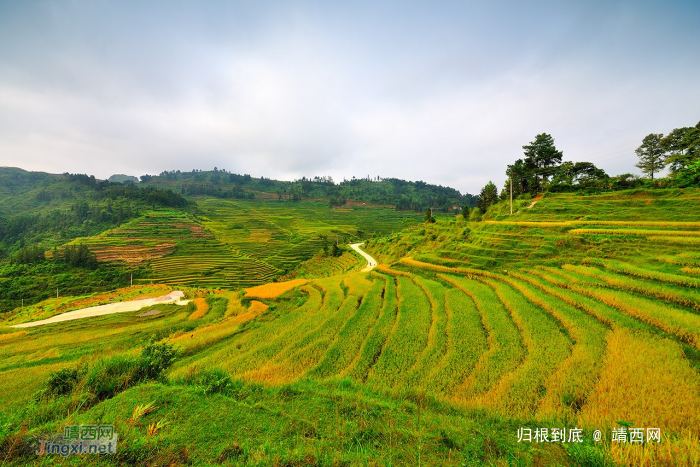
0 1 698 194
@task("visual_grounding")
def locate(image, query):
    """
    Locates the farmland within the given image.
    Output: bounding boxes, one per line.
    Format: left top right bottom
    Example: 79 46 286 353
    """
1 188 700 465
64 198 422 289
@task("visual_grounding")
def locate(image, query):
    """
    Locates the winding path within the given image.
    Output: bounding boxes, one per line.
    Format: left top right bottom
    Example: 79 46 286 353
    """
349 243 378 272
12 291 189 328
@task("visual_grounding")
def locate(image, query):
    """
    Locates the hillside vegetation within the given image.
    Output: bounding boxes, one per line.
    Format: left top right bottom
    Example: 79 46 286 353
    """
0 168 429 311
1 188 699 465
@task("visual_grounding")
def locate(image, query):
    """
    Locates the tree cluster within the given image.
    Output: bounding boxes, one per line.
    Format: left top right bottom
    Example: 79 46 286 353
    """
12 245 46 264
58 244 98 269
502 133 609 197
143 169 477 213
318 235 342 257
635 122 700 181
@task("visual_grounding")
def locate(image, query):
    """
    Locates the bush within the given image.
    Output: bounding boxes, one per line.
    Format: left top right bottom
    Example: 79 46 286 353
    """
139 341 179 380
83 341 179 401
674 159 700 188
43 368 81 398
85 356 141 400
179 367 234 394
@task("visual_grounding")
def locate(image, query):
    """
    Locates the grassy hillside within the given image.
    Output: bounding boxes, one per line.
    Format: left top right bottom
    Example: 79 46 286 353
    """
366 188 700 270
0 168 425 310
64 198 423 289
1 188 700 465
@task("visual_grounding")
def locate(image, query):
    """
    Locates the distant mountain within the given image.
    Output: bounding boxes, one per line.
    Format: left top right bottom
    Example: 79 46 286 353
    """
108 174 139 184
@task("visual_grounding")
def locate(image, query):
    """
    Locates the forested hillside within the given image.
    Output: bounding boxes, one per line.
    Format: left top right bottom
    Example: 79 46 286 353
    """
143 169 476 212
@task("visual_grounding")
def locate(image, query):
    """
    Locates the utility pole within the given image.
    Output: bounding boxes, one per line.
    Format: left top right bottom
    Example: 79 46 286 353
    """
510 176 513 215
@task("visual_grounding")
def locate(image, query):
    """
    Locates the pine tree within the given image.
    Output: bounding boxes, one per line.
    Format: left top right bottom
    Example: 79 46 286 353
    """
476 181 498 212
635 133 665 180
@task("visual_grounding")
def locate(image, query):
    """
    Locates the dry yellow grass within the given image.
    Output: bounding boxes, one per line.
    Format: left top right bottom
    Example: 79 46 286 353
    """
682 267 700 275
188 298 209 320
579 329 700 436
244 279 308 299
241 363 290 386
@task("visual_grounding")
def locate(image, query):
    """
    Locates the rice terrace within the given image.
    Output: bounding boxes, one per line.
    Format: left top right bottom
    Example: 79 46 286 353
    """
1 152 700 466
1 2 700 464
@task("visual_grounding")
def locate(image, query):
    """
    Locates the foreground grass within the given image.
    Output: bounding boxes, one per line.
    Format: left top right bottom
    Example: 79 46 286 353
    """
2 377 580 466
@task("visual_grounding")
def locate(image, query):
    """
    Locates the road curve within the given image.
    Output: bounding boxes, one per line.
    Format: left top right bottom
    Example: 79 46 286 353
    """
349 243 378 272
12 291 189 328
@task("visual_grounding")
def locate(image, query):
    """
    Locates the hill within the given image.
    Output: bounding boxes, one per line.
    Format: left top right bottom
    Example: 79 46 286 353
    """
0 168 432 312
1 188 699 465
143 169 476 212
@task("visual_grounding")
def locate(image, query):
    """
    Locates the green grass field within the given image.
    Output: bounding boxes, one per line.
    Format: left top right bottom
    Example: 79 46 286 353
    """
1 188 700 465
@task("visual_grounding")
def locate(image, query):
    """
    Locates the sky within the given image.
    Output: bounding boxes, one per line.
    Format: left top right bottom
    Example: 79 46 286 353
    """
1 0 698 195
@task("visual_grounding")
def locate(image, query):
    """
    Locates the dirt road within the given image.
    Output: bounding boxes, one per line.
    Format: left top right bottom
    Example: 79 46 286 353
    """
349 243 378 272
12 291 189 328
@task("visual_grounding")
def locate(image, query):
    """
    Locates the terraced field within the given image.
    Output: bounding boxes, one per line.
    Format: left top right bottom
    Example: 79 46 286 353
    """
197 247 700 461
196 197 421 271
65 211 202 266
3 189 700 465
70 210 280 288
67 199 422 288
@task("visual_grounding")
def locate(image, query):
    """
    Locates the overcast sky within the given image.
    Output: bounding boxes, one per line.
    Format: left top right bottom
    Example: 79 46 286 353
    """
1 0 698 194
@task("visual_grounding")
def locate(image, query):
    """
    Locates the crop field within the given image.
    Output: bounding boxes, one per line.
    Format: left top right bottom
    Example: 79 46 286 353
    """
2 189 700 465
4 247 700 464
196 197 421 271
63 198 421 289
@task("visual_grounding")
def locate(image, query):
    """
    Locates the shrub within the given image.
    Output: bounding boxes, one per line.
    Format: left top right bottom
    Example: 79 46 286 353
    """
180 367 234 394
85 356 141 400
84 341 179 401
139 341 179 380
674 159 700 188
43 368 81 398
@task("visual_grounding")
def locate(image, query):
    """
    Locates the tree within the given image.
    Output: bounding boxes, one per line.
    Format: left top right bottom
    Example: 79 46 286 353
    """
522 133 563 191
549 161 607 189
674 159 700 188
461 204 470 218
635 133 665 180
476 181 498 212
661 126 700 174
505 159 535 195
